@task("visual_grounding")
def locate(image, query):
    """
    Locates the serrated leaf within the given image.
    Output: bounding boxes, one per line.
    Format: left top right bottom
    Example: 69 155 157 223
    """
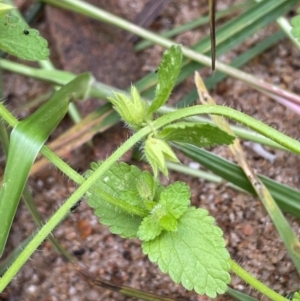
93 204 142 239
138 214 163 241
138 182 190 240
159 213 178 231
147 45 182 115
158 122 234 147
142 207 231 297
86 162 146 238
159 182 190 219
0 16 49 60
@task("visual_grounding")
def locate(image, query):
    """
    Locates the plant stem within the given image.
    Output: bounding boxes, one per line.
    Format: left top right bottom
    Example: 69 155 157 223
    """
0 102 18 127
230 259 287 301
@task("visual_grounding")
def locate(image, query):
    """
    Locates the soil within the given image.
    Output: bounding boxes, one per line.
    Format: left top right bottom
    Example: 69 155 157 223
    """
1 0 300 301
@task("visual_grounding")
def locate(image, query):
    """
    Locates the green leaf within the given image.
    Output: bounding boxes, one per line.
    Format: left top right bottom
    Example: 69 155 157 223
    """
93 204 142 239
159 212 177 231
136 171 157 203
136 0 298 102
292 292 300 301
227 287 260 301
86 162 146 238
138 182 190 241
142 207 231 298
158 122 234 147
147 45 182 115
138 214 163 241
159 182 190 219
0 16 49 60
0 73 93 257
291 9 300 41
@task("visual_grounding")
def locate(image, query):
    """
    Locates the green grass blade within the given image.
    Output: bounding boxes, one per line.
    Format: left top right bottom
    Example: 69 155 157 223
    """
227 287 259 301
0 58 76 85
165 161 245 192
0 73 92 257
175 143 300 218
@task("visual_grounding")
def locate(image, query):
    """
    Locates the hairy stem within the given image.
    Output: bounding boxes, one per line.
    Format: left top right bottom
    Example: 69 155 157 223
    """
230 260 287 301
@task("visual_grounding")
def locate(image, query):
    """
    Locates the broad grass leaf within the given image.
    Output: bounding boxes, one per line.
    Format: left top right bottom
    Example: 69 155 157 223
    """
176 143 300 218
0 73 92 256
159 182 190 219
142 207 231 297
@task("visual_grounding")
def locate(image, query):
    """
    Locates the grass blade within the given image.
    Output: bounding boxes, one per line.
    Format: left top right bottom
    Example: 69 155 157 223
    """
227 287 259 301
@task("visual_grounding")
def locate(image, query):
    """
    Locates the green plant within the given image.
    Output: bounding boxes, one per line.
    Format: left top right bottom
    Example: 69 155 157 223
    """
1 1 300 300
0 42 299 301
